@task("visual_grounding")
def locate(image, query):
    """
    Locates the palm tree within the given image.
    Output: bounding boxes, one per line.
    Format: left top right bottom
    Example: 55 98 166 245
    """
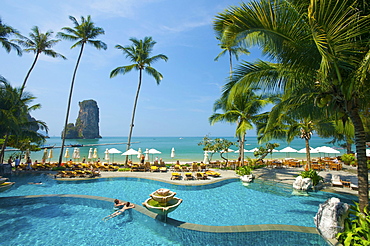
57 15 107 165
214 0 370 210
0 78 47 163
110 37 168 153
214 33 249 75
14 26 66 95
209 89 274 166
0 17 22 55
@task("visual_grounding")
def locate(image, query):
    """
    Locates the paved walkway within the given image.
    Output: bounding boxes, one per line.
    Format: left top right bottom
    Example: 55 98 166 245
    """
67 165 362 196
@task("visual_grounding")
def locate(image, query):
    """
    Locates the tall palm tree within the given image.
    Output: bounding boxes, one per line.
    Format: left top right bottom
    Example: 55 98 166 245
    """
14 26 66 95
110 37 168 153
0 18 22 55
214 33 250 75
214 0 370 210
209 89 274 166
57 15 107 165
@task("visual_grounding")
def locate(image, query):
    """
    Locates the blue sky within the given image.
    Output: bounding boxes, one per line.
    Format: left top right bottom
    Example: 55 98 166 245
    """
1 0 264 137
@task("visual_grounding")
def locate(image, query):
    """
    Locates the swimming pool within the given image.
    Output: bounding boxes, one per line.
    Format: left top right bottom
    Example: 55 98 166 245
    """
0 173 354 245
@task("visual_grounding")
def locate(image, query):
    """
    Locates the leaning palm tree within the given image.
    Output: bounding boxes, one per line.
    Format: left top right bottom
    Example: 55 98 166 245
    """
214 0 370 210
57 15 107 165
15 26 66 95
110 37 168 152
0 17 22 55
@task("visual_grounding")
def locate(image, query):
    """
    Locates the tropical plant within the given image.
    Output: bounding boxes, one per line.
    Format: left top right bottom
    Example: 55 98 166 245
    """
341 154 356 165
198 136 235 165
236 165 252 176
0 17 22 55
214 0 370 211
336 202 370 246
57 15 107 165
299 169 323 186
110 37 168 154
210 88 276 166
0 78 47 163
15 26 66 95
253 142 280 162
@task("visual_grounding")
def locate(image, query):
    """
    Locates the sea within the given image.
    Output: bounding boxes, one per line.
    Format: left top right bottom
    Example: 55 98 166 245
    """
4 135 347 164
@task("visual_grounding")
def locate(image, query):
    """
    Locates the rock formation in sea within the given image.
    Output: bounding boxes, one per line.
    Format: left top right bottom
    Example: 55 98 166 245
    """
63 99 101 139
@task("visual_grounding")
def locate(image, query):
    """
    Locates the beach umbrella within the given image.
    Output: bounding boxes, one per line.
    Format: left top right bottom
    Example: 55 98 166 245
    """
122 148 140 156
270 149 279 159
137 148 142 159
108 148 122 163
279 146 298 158
366 149 370 157
64 148 70 162
146 148 161 162
297 147 319 154
234 149 249 153
75 148 80 159
88 148 93 160
104 149 110 163
171 147 175 159
93 148 98 159
245 148 259 152
315 146 340 155
145 148 149 161
48 149 53 162
42 148 48 162
203 151 209 164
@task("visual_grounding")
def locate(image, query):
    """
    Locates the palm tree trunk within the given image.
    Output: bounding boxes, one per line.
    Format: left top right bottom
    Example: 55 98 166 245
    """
20 52 39 95
125 68 143 162
228 49 232 76
240 134 245 167
58 43 85 165
348 107 369 211
305 138 311 170
0 133 9 164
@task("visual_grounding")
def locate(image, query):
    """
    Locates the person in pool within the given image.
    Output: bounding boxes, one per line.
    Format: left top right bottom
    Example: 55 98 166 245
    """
102 201 135 221
113 199 126 209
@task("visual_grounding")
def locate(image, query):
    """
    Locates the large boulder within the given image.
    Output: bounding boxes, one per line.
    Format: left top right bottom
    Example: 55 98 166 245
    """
314 197 349 239
293 175 312 190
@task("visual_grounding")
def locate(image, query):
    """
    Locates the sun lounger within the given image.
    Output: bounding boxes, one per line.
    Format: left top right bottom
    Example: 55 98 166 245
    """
150 166 159 172
331 174 343 187
196 172 208 180
171 172 181 180
184 172 194 180
205 170 221 177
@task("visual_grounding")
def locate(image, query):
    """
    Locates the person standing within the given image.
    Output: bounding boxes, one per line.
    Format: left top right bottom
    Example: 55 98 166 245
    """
26 157 32 170
14 156 20 169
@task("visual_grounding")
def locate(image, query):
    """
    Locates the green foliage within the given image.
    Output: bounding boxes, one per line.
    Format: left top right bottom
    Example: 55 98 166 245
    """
337 202 370 246
198 135 235 161
341 154 355 165
52 166 66 171
254 142 280 161
299 169 323 186
118 168 130 172
236 165 252 176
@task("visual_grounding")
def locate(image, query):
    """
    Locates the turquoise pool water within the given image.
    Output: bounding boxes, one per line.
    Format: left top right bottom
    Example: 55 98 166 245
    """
0 173 354 245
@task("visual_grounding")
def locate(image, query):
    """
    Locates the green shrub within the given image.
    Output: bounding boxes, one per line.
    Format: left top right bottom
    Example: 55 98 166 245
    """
236 166 252 176
341 154 355 165
299 169 323 186
52 166 66 171
337 202 370 246
118 168 131 172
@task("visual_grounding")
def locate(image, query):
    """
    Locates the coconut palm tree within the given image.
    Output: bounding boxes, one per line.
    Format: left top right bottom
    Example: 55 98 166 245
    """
0 17 22 55
214 0 370 210
57 15 107 165
209 89 275 166
0 78 47 163
14 26 66 95
110 37 168 152
214 33 249 75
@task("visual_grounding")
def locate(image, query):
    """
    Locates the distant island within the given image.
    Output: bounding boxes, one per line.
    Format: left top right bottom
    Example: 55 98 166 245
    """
62 99 101 139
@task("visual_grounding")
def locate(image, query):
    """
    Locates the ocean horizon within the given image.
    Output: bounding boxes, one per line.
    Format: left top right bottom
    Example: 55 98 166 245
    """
4 135 347 164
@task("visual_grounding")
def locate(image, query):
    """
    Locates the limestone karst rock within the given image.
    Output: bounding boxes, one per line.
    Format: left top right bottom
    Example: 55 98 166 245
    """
63 99 101 139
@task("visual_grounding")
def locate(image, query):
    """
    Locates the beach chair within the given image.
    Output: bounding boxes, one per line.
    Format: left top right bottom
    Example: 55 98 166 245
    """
184 172 194 180
331 175 343 187
196 172 208 180
171 172 181 180
205 170 220 177
159 166 167 172
150 165 159 172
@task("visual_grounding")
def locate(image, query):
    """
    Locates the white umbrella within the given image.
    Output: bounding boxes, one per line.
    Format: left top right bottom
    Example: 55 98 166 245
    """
245 148 259 152
42 148 48 162
122 148 140 156
75 148 80 159
171 147 175 158
203 151 209 164
48 149 53 162
88 148 93 160
64 148 70 159
234 149 249 153
108 148 122 163
148 148 162 154
104 149 110 163
93 148 98 159
145 148 149 161
220 148 234 153
279 146 298 158
72 148 77 159
137 148 142 159
366 149 370 157
297 147 319 154
315 146 340 154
